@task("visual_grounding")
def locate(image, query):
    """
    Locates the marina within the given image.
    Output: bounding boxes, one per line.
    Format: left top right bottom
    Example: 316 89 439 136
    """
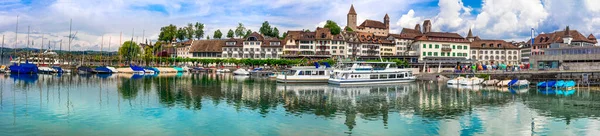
1 73 600 135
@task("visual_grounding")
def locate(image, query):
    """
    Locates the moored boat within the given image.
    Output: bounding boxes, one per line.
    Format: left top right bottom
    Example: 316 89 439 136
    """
9 61 38 74
496 80 512 87
328 61 415 85
233 68 250 75
459 77 484 86
483 79 500 86
38 66 57 73
276 63 332 83
77 66 94 74
447 77 466 85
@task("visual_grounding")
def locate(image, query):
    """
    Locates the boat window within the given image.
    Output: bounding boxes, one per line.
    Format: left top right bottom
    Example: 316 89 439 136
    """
379 74 387 79
398 74 404 78
305 71 312 75
389 74 396 78
299 71 304 75
318 71 325 75
405 73 408 77
287 70 297 75
370 75 379 79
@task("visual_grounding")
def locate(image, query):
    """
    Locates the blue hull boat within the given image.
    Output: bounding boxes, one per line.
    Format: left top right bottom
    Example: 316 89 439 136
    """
9 61 38 74
130 64 146 74
77 66 95 74
51 66 64 73
537 81 556 88
94 66 113 74
564 80 576 88
554 80 565 88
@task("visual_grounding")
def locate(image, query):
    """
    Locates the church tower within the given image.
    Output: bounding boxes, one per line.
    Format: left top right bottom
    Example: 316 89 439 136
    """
347 4 357 31
423 20 432 33
384 13 390 29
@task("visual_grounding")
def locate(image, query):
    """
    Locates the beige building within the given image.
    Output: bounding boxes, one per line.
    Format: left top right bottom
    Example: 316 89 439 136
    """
346 4 390 36
282 28 347 59
467 29 520 65
221 32 283 59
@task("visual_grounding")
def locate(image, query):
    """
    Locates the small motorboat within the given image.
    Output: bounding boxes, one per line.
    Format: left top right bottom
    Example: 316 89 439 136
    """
146 67 160 74
130 64 146 74
38 66 57 73
537 80 556 88
106 66 119 73
216 69 231 73
94 66 113 74
77 66 94 74
233 68 250 75
483 79 500 86
554 80 565 88
459 77 484 86
511 80 530 87
564 80 576 88
496 80 512 87
51 66 65 73
447 77 465 85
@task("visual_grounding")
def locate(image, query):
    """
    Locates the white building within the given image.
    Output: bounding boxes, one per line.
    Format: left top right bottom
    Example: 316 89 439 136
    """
221 32 283 59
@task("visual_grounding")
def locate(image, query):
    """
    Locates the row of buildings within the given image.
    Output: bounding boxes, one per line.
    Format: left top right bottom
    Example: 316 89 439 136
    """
164 5 598 71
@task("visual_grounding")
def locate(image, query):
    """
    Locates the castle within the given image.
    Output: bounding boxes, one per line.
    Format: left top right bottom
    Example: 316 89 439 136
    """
346 4 390 36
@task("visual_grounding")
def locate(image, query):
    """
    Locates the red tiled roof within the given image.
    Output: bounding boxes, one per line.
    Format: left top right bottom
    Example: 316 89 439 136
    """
534 30 597 45
224 38 244 47
358 20 386 29
589 34 596 40
389 34 416 39
315 27 333 40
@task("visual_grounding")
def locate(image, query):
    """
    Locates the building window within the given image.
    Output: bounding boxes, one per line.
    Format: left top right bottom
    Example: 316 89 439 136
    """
435 45 439 49
429 44 432 49
427 52 432 56
434 52 438 56
422 44 426 48
453 53 456 56
452 45 456 49
457 45 462 49
422 52 426 56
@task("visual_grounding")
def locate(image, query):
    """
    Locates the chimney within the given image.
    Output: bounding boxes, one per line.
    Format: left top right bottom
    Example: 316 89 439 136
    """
563 26 573 45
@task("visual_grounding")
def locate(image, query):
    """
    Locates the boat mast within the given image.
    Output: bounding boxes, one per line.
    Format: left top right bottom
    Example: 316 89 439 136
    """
14 16 18 64
41 33 44 65
128 28 134 64
1 35 4 62
119 32 122 65
100 35 103 65
108 36 111 65
68 19 72 66
59 39 62 65
27 26 30 62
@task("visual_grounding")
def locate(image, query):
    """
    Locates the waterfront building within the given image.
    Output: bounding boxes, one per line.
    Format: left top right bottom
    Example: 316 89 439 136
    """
408 20 471 62
532 26 597 56
189 40 223 59
175 40 193 58
346 4 390 36
515 41 532 65
222 32 283 59
467 29 521 65
530 26 599 70
282 28 346 59
388 34 416 56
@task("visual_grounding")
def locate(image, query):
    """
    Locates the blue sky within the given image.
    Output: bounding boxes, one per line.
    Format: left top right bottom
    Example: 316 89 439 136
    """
0 0 599 51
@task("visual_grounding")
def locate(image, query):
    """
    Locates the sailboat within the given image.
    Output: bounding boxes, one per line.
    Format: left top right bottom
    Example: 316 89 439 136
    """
9 17 38 74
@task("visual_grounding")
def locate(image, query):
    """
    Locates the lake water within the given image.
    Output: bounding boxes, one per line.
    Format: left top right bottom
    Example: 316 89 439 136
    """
1 73 600 136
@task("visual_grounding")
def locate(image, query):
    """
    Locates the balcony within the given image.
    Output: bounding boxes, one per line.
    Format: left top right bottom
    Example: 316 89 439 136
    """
285 45 299 49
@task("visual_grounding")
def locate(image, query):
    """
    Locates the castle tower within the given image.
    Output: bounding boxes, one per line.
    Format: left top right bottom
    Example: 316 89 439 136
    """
347 4 357 31
423 20 432 33
384 13 390 29
414 24 421 32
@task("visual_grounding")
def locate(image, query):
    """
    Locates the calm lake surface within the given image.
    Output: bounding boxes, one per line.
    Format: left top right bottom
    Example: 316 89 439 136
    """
1 73 600 136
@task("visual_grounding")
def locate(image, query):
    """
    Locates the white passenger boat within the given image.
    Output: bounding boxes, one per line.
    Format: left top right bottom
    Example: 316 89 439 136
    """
233 68 250 75
276 65 332 83
447 77 466 85
328 61 415 85
216 69 231 73
459 77 484 86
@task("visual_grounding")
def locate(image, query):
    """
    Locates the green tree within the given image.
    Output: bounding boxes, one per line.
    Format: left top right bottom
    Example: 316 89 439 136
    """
118 41 141 62
185 23 195 40
235 23 246 38
345 26 354 32
213 29 223 39
176 27 186 41
194 22 205 40
324 20 341 35
281 32 287 39
245 29 253 38
227 29 234 38
272 27 279 38
304 29 311 32
143 46 154 66
158 24 177 43
259 21 272 36
206 35 210 39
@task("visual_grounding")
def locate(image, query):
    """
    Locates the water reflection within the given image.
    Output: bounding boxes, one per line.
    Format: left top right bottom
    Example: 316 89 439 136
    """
1 73 600 135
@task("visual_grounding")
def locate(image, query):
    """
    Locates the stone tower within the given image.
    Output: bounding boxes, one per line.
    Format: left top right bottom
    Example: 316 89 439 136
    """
384 13 390 29
423 20 432 33
414 24 421 32
347 4 357 31
467 28 475 42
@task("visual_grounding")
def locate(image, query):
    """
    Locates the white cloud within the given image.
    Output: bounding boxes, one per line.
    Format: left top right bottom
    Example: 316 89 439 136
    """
396 10 422 29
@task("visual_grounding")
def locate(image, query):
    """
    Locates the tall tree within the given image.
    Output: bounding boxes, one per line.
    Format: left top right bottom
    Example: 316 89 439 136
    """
206 35 210 39
235 23 246 38
194 22 205 40
158 24 177 43
213 29 223 39
185 23 195 40
143 46 154 66
324 20 341 35
118 41 141 61
176 28 186 41
281 32 287 39
272 27 280 38
226 29 234 38
245 29 253 38
259 21 272 36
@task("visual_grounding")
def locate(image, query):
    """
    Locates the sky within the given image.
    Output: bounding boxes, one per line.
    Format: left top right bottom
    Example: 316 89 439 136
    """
1 0 599 51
